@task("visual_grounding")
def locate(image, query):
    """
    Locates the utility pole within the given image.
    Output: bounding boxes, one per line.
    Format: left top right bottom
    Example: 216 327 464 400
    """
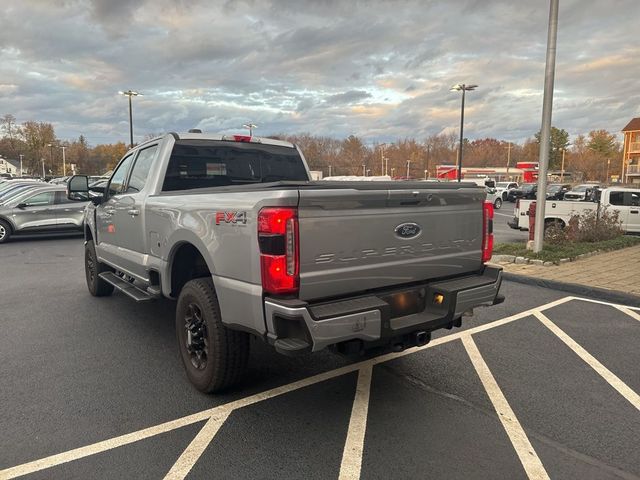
560 148 566 181
19 154 23 177
41 158 45 179
380 143 387 176
505 142 512 179
532 0 559 253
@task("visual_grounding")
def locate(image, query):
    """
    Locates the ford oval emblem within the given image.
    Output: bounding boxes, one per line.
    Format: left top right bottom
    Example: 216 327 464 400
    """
395 222 422 239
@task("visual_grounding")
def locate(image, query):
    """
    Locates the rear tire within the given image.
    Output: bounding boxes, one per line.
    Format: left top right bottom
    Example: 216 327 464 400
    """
85 241 115 296
176 278 249 393
0 220 11 244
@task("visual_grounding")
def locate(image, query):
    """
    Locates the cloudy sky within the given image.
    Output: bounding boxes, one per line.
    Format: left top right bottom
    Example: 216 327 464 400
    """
1 0 638 146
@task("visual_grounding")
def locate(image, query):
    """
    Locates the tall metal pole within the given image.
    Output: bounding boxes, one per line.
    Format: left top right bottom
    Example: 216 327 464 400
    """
457 88 466 182
128 94 134 149
560 148 565 181
532 0 560 253
19 154 23 177
505 142 512 179
380 144 386 176
61 146 67 176
406 159 411 179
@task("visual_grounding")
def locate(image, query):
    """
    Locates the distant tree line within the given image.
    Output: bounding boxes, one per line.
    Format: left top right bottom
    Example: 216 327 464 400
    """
0 113 623 181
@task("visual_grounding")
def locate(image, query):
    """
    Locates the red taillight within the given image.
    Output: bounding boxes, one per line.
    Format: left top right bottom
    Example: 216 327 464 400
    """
258 207 299 295
482 201 494 263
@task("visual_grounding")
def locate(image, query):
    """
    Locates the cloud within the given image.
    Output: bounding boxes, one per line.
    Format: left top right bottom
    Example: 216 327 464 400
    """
0 0 638 146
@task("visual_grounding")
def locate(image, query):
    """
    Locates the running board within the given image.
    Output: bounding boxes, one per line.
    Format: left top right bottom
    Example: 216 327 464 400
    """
99 272 159 302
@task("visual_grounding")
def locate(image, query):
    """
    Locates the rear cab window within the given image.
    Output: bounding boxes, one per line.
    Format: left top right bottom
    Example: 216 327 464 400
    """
162 140 308 191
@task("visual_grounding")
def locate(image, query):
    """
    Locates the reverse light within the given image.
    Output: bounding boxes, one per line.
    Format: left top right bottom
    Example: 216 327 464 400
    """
482 201 494 263
258 207 299 295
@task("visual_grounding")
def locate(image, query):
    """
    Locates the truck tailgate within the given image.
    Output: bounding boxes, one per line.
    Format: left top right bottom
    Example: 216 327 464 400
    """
297 185 484 301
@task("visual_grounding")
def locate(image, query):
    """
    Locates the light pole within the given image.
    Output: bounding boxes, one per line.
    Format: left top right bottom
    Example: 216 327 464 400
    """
391 167 395 177
59 145 67 176
560 148 566 181
41 158 45 179
19 154 23 176
119 90 141 148
424 169 428 180
362 164 366 176
406 159 411 179
47 143 54 176
379 143 387 175
606 158 611 182
532 0 559 253
243 123 257 136
505 142 512 179
328 165 332 177
450 83 478 182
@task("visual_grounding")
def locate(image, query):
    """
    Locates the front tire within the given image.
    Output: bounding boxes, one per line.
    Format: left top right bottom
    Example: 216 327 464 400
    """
176 278 249 393
85 241 115 296
0 220 11 244
494 197 503 209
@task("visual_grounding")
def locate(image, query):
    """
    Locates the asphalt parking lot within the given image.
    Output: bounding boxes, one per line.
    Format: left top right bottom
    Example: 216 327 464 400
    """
1 236 639 480
494 203 528 244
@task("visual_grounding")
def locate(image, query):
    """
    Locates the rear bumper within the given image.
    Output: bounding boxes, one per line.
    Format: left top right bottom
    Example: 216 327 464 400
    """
264 265 503 354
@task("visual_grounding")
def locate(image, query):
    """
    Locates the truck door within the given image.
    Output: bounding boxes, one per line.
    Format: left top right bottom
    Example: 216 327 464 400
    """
106 144 159 280
95 153 135 269
626 190 640 233
607 190 630 231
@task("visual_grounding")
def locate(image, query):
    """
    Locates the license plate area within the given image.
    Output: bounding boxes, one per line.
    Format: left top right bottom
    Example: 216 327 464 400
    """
381 289 426 318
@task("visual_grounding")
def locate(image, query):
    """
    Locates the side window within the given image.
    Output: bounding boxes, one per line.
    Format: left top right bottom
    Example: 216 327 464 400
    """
127 145 158 193
631 192 640 207
609 191 625 206
23 191 55 207
55 191 76 204
108 154 135 197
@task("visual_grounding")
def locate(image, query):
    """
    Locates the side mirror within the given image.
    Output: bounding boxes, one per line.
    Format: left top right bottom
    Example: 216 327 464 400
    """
67 175 89 202
16 203 27 209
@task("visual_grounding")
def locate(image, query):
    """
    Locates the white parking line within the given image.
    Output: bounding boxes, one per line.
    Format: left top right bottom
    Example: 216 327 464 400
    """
495 212 514 217
614 305 640 322
462 335 550 480
0 295 617 479
533 311 640 412
338 364 373 480
163 410 231 480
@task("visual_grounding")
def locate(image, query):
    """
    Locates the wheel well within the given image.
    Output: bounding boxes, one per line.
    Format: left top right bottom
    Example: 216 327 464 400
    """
170 243 211 297
544 218 566 228
85 225 93 241
0 216 12 231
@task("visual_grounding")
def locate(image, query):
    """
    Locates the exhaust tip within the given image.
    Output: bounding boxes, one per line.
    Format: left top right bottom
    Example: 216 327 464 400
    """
415 331 430 346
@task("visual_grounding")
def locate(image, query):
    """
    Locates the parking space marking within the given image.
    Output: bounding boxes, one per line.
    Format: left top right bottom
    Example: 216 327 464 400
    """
534 311 640 411
571 296 640 311
0 295 619 480
614 305 640 322
494 212 514 217
462 335 550 480
338 364 373 480
163 410 231 480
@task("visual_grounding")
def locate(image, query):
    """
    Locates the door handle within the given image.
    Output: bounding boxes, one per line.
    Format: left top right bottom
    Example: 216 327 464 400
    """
128 209 140 216
631 210 639 214
104 208 116 216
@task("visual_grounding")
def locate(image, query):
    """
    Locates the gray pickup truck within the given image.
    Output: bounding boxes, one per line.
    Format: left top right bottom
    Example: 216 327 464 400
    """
67 132 503 393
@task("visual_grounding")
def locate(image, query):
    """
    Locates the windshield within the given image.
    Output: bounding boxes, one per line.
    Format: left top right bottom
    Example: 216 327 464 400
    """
162 139 309 191
522 184 535 192
496 182 510 187
572 185 590 192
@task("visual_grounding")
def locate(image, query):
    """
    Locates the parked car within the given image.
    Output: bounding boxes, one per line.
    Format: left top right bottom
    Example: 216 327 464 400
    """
485 186 503 209
563 184 602 201
0 186 88 243
495 182 519 201
65 131 504 393
0 181 45 203
546 183 572 200
49 176 71 185
508 183 537 202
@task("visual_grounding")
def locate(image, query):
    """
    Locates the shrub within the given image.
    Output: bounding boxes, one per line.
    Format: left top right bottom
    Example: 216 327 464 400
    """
545 207 623 244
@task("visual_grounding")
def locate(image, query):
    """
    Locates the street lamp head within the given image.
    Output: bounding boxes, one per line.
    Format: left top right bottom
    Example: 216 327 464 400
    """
119 90 141 97
242 123 258 129
450 84 478 92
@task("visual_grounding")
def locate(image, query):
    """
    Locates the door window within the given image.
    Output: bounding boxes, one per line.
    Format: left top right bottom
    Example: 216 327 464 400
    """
23 191 55 207
55 191 77 204
127 145 158 193
609 191 625 206
108 154 135 197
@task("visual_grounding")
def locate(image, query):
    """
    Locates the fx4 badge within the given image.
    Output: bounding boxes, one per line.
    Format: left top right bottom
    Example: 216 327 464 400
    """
215 211 247 225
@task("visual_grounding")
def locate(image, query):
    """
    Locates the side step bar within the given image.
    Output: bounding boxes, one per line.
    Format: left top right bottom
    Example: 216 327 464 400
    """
99 272 160 302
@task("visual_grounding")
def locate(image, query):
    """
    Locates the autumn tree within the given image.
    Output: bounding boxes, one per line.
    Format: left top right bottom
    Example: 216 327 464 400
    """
535 126 569 169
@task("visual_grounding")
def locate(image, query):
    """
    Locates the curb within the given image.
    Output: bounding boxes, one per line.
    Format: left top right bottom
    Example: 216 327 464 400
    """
503 272 640 307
